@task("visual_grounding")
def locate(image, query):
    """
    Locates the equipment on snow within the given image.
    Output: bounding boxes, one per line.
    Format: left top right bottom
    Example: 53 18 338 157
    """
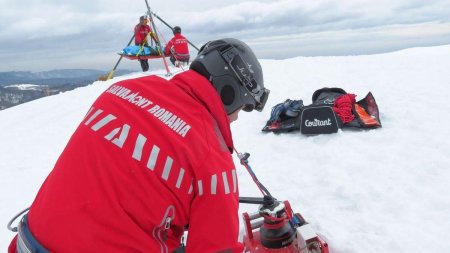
241 197 329 253
190 38 270 114
263 99 304 133
236 151 329 253
262 87 381 134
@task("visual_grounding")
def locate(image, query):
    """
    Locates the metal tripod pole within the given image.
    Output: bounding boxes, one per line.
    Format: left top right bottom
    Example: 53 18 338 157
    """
144 0 171 76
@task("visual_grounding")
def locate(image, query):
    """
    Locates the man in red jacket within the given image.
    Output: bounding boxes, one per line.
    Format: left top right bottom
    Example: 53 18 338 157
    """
8 38 269 253
134 16 157 72
164 26 190 67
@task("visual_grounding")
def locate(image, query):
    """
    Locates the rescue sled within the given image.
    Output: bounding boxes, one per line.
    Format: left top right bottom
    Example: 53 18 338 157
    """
119 45 165 60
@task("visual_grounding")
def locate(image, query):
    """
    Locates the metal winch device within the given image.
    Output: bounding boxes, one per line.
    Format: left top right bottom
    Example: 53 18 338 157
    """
240 196 329 253
237 151 329 253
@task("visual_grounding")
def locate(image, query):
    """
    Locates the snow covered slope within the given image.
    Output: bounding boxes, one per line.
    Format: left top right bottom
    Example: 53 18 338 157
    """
1 45 450 253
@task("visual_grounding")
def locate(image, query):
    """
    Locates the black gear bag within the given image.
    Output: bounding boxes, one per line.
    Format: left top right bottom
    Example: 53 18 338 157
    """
262 87 381 135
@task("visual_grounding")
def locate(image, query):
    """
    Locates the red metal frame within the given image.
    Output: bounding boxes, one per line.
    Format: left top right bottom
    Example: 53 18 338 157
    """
119 53 164 61
242 200 330 253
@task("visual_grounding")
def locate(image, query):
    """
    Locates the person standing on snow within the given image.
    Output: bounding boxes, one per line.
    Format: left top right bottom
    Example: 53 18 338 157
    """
134 15 157 72
164 26 190 67
8 38 270 253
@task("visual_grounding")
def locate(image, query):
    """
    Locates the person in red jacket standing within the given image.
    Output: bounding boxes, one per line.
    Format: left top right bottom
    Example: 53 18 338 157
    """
164 26 190 67
8 38 269 253
134 16 157 72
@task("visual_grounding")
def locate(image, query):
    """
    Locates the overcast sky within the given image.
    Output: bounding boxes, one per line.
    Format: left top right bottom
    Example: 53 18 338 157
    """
1 0 450 72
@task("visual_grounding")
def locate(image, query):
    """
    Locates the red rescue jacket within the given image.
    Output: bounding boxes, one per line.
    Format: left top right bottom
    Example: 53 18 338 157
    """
134 23 152 45
164 33 190 60
10 70 244 253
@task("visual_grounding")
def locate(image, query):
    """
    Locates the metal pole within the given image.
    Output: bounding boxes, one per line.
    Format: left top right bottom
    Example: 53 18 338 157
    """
144 0 171 76
103 34 136 80
150 11 200 51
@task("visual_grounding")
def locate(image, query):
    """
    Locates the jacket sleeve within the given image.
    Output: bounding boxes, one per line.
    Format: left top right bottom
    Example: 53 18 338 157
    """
165 39 173 55
185 154 244 252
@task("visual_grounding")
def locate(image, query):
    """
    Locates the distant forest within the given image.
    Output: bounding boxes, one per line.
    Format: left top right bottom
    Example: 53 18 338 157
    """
0 69 132 110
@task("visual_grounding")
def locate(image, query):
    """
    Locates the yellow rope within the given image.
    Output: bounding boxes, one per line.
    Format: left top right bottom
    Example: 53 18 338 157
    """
137 30 166 57
136 32 151 57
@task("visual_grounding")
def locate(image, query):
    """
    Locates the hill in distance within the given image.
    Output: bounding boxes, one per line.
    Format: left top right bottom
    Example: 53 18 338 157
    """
0 69 134 110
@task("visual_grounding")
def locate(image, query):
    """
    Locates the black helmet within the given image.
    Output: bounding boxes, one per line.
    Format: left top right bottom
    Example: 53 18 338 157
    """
173 26 181 34
190 38 270 114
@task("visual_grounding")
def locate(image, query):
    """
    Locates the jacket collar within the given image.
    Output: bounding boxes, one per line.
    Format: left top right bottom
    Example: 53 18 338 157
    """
171 70 234 152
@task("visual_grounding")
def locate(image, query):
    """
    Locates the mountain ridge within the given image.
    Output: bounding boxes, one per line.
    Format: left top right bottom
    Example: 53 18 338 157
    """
0 69 134 86
0 69 134 110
